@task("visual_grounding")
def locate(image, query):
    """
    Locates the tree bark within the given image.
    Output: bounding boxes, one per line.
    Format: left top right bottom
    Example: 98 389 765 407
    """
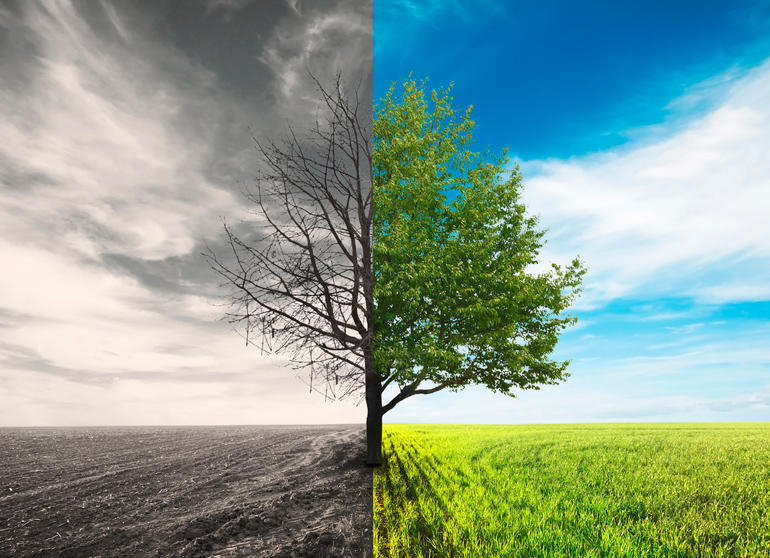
364 344 382 465
365 379 382 466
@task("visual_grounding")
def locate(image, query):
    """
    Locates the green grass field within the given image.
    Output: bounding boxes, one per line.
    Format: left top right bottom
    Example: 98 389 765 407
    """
374 423 770 558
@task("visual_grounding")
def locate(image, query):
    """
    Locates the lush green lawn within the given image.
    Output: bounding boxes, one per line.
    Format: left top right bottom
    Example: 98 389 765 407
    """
374 423 770 558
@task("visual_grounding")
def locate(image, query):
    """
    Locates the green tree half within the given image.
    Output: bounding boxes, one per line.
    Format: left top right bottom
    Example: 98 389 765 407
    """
365 77 586 463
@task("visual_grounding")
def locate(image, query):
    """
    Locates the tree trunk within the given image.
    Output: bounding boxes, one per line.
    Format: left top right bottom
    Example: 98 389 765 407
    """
365 389 382 466
364 343 382 465
365 370 382 465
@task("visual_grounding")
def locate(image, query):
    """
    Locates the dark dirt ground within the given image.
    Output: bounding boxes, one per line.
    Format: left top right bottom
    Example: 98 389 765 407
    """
0 425 372 557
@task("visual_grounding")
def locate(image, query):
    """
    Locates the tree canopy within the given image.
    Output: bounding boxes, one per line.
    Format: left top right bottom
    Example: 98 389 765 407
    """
373 77 585 413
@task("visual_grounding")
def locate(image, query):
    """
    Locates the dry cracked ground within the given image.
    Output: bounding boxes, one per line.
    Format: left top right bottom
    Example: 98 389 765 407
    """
0 425 372 557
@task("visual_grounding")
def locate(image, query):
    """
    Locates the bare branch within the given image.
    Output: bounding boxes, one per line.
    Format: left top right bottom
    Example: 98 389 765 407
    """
206 73 373 402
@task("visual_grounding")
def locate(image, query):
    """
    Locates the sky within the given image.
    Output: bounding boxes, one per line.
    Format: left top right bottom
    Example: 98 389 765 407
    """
1 1 768 427
0 0 372 426
376 0 770 423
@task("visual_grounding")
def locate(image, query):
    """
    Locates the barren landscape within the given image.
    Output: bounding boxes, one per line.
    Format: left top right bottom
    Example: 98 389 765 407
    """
0 425 372 557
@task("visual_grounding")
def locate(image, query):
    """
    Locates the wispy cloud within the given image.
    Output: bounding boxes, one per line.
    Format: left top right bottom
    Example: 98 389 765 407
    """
373 0 501 57
259 0 371 113
0 2 238 262
521 59 770 307
0 1 370 426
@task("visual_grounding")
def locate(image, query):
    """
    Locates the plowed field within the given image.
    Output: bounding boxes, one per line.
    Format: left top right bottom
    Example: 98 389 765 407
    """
1 425 371 557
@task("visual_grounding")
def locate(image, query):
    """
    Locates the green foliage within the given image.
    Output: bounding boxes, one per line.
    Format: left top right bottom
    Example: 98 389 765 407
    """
374 423 770 557
373 76 585 396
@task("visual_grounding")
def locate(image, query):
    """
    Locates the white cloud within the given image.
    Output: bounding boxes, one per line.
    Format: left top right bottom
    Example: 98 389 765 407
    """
690 282 770 304
0 3 238 262
0 2 365 426
521 59 770 306
258 2 371 114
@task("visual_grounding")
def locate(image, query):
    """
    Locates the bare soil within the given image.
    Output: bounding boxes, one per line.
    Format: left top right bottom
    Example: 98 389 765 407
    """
0 425 372 557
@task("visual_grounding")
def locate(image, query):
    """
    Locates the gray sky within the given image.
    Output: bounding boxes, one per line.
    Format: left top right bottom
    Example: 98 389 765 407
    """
0 0 372 426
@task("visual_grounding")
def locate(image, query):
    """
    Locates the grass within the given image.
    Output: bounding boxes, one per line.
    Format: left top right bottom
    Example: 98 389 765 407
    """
373 423 770 558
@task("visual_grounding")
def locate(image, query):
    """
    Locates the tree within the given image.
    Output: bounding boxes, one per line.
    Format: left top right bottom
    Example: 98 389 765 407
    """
371 78 585 437
206 75 380 463
209 75 584 467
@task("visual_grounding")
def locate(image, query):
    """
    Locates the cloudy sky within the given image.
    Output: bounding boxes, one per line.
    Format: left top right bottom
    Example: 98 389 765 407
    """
3 1 769 427
376 0 770 423
0 0 371 426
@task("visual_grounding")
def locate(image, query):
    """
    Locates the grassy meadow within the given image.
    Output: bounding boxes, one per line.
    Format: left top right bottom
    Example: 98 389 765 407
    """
373 423 770 557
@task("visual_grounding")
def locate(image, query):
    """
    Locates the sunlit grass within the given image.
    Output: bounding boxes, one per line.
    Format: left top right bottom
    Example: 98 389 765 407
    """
374 423 770 557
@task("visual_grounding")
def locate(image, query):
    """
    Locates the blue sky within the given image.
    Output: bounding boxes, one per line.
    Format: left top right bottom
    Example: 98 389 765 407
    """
376 0 770 423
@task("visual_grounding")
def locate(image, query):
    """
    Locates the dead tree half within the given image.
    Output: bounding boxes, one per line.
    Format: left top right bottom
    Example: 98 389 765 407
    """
207 76 381 465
